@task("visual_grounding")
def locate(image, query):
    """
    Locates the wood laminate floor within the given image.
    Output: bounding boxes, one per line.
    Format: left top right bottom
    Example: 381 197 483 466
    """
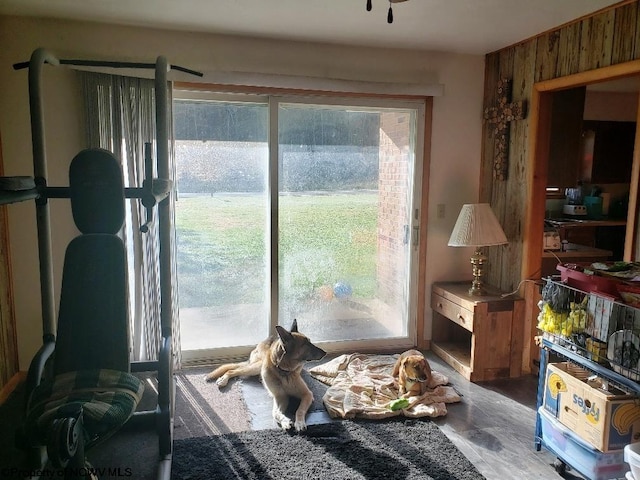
425 353 586 480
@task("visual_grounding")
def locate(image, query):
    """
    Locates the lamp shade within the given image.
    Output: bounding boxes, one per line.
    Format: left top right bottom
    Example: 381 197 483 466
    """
448 203 508 247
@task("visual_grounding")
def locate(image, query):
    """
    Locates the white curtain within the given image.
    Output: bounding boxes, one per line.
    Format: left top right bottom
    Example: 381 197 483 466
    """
80 71 181 369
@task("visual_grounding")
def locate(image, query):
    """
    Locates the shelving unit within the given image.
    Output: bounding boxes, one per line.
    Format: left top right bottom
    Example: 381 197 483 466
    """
535 277 640 479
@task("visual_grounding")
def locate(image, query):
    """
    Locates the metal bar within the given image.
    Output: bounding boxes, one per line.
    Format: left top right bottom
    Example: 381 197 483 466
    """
62 59 156 69
42 187 70 198
155 57 175 459
155 56 173 337
29 48 59 339
168 64 203 77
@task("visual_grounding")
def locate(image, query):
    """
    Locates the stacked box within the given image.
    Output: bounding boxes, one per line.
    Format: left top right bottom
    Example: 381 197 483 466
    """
543 362 640 452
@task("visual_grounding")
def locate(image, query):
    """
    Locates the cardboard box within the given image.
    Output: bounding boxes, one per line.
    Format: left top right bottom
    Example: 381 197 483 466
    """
543 362 640 452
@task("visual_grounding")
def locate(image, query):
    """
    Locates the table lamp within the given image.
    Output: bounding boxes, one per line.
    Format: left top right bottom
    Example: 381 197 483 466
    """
448 203 508 296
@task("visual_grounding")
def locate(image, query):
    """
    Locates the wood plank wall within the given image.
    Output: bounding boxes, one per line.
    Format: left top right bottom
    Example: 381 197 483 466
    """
482 0 640 292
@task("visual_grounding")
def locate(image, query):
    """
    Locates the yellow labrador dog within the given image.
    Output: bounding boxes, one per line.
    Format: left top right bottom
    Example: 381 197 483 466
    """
205 319 326 432
392 349 432 398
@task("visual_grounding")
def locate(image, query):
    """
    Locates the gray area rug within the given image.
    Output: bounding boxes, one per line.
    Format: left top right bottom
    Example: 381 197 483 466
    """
172 418 486 480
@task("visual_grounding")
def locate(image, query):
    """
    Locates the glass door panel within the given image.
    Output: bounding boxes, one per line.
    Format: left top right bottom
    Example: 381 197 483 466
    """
174 97 270 353
277 101 418 344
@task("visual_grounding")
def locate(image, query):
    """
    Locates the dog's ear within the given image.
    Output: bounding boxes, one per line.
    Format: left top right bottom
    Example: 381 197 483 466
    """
276 325 293 345
290 319 299 333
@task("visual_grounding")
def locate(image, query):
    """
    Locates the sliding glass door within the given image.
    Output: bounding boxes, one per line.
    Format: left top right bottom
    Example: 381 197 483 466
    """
174 91 424 361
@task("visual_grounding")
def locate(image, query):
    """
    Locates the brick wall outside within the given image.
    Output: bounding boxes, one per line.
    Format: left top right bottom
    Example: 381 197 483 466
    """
377 112 411 305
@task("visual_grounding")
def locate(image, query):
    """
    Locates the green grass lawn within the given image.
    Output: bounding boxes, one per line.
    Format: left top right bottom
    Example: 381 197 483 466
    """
175 192 378 308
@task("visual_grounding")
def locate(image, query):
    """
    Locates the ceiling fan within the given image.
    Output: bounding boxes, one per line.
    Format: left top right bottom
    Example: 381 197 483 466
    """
366 0 409 24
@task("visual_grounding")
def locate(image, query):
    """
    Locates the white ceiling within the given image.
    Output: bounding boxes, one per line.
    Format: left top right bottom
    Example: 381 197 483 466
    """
0 0 623 55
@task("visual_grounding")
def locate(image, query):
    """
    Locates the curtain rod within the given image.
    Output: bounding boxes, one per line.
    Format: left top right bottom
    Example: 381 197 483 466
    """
13 58 203 77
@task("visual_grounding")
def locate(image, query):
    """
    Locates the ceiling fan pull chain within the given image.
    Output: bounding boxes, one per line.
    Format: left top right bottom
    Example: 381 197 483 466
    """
366 0 372 12
387 3 393 23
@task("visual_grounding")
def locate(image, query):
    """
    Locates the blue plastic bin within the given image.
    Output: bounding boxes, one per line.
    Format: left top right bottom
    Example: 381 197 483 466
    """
539 407 627 480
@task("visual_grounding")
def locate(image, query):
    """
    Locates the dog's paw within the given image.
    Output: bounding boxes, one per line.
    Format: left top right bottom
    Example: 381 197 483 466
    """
294 420 307 432
215 375 229 387
279 418 293 430
204 373 216 382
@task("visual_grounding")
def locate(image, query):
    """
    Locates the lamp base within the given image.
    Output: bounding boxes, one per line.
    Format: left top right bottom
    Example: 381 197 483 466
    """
468 249 487 296
468 283 486 296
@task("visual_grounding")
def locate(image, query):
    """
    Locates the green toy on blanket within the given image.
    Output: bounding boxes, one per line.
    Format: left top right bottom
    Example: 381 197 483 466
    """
388 398 410 411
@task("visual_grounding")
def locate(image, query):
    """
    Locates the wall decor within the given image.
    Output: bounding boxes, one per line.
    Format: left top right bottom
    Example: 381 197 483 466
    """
483 78 526 180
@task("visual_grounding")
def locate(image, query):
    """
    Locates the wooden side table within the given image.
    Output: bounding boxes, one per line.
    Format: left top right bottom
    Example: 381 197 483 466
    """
431 282 524 382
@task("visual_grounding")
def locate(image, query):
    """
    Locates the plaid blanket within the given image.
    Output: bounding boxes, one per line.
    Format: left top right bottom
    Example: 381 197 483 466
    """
26 369 144 447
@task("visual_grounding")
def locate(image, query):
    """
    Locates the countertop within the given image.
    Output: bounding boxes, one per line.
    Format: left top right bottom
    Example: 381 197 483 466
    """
545 218 626 228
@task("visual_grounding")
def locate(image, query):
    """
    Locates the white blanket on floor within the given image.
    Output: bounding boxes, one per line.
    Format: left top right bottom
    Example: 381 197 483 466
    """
308 353 461 419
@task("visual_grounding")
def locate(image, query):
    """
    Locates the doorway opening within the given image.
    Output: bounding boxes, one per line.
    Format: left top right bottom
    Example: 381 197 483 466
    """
525 63 640 282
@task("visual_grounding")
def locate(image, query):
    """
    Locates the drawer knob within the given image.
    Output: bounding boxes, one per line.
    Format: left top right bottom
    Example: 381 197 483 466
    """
457 314 465 322
437 303 443 309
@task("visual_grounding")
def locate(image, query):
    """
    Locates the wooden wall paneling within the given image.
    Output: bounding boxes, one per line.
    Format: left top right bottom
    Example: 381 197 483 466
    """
480 53 501 203
578 11 615 71
556 22 583 77
593 9 615 68
635 5 640 59
497 42 536 293
578 19 594 73
611 2 639 64
482 50 508 292
636 6 640 58
486 50 516 290
535 31 560 82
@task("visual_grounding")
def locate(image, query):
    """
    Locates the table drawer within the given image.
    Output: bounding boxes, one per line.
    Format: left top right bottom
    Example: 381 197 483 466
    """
431 293 473 332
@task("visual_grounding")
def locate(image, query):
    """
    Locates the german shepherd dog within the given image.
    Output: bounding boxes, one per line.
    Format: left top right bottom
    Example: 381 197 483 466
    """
205 319 326 432
392 349 432 398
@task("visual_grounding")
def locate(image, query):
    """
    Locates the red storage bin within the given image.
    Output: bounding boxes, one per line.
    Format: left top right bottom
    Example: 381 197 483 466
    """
556 263 621 299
